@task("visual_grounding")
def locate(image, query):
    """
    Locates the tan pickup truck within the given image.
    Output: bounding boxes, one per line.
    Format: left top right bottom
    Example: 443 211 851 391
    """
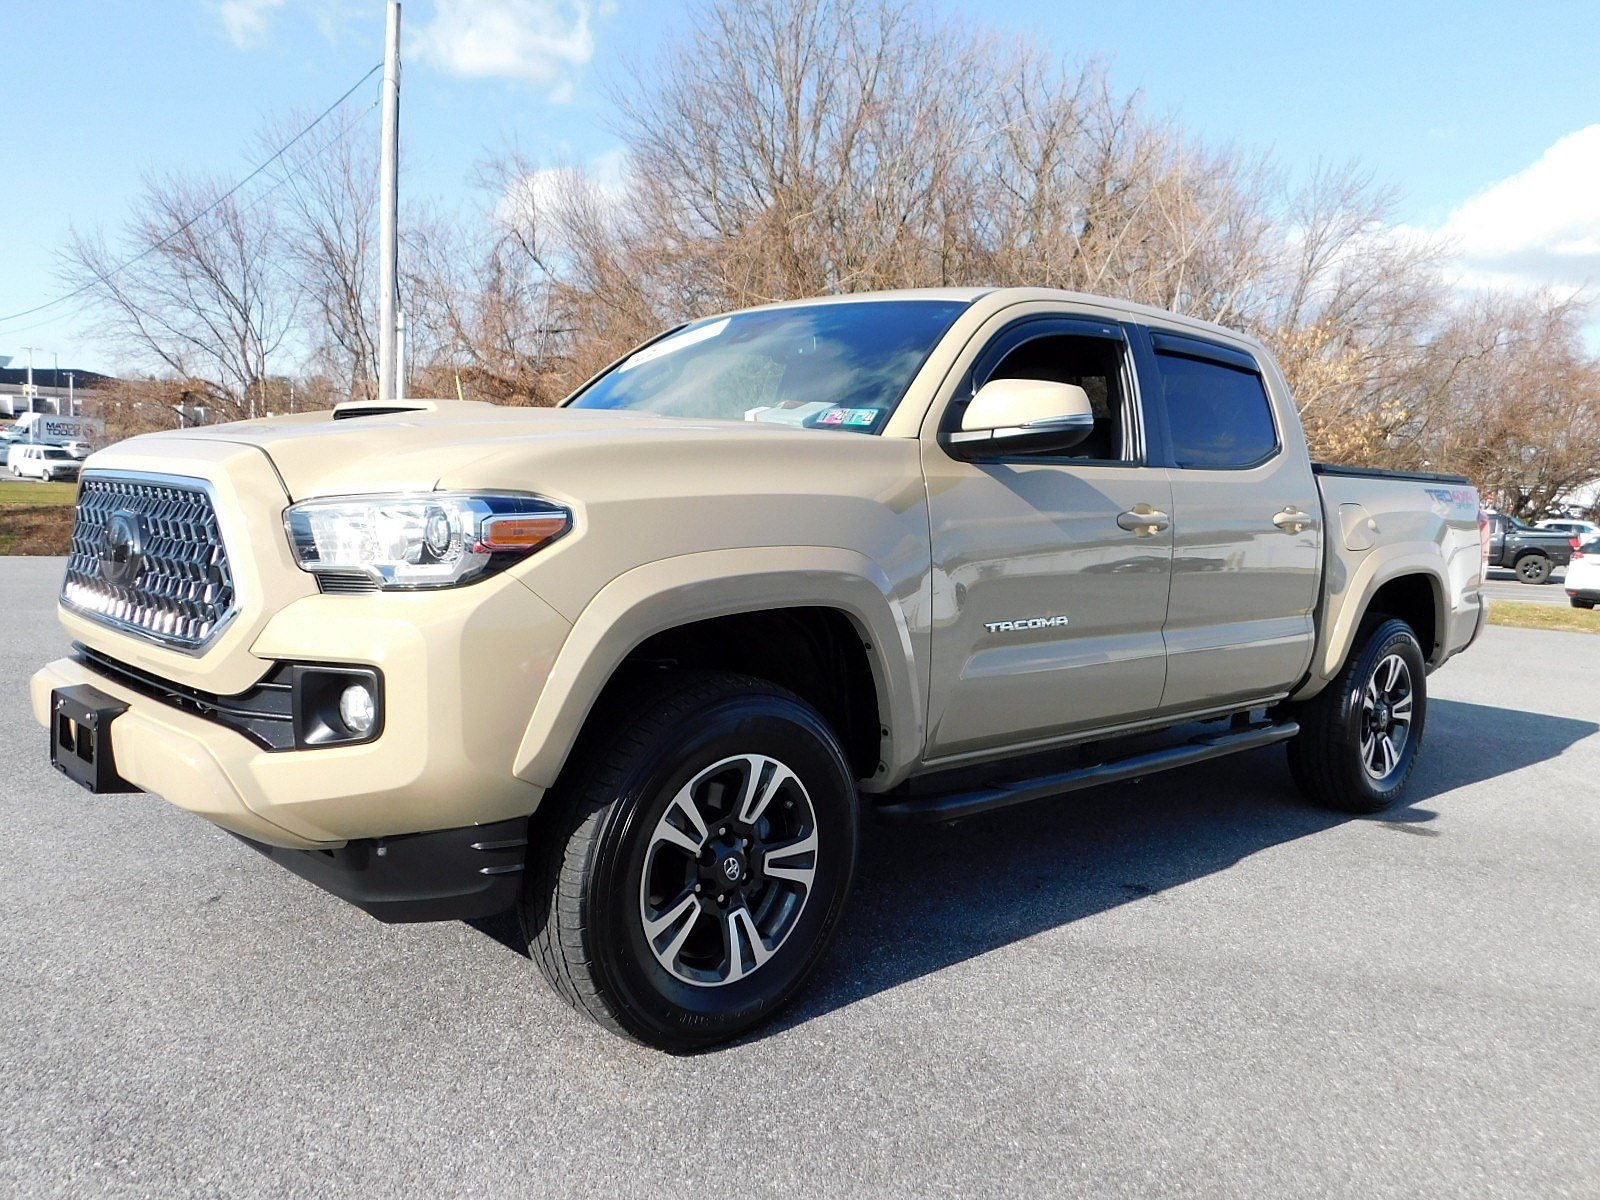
33 288 1486 1049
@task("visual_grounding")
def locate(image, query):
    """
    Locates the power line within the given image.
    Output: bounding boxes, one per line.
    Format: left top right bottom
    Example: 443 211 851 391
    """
0 61 383 330
0 104 369 345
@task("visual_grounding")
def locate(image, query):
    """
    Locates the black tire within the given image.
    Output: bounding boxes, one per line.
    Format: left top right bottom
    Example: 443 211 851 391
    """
521 670 859 1052
1286 618 1428 813
1573 598 1596 610
1515 554 1551 584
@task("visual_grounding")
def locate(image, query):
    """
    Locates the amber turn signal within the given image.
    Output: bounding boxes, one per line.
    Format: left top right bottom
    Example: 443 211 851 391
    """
478 513 571 550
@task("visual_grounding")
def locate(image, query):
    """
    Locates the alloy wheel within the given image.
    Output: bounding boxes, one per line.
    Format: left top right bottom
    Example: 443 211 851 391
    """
638 753 819 987
1360 653 1414 781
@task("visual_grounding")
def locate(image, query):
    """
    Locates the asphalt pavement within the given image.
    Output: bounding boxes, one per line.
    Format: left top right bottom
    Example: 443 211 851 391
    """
2 556 1598 1199
1484 566 1574 607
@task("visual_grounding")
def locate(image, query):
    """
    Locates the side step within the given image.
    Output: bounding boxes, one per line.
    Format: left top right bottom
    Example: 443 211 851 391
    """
874 720 1299 824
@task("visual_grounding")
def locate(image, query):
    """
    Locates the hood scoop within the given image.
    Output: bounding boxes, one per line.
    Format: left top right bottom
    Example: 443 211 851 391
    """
332 398 499 421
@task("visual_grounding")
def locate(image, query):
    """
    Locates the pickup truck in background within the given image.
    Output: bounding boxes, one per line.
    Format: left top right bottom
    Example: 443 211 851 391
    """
32 288 1486 1050
1485 512 1576 583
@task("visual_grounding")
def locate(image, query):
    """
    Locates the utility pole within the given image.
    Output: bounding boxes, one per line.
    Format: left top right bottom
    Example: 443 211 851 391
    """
376 0 402 402
396 310 407 400
22 347 37 418
67 373 75 417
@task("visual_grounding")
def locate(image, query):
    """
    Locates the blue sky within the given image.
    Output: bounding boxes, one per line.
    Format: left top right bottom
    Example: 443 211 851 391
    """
3 0 1597 372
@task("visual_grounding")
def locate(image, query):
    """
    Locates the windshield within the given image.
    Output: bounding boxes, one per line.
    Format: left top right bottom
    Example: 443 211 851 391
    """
568 299 969 433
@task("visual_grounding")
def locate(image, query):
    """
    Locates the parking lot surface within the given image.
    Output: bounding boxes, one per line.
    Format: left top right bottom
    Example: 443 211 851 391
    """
1484 566 1573 607
2 555 1598 1199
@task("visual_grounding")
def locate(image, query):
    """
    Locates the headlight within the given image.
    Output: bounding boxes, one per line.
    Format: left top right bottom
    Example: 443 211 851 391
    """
284 492 571 589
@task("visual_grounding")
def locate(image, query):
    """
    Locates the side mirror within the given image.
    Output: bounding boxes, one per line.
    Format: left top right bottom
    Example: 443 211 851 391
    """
945 378 1096 456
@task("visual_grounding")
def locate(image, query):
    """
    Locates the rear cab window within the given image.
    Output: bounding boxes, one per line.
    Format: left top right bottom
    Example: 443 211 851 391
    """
1147 331 1278 470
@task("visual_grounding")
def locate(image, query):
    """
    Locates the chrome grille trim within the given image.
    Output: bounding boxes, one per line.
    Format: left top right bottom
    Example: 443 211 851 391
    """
61 472 239 655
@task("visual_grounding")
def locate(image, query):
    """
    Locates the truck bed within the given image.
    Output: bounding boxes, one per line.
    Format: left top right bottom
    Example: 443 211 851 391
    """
1303 463 1484 695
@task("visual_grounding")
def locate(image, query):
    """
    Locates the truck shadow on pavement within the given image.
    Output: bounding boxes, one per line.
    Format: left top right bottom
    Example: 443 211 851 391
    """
777 698 1596 1036
465 699 1596 1038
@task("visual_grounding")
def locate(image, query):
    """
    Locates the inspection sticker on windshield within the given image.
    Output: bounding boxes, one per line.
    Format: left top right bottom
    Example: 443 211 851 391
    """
617 317 729 372
819 407 877 427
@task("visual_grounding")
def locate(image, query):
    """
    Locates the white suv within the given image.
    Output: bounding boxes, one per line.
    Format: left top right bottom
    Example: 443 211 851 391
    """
1565 537 1600 610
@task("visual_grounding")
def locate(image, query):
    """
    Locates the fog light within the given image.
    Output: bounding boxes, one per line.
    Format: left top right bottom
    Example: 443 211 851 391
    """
338 683 377 737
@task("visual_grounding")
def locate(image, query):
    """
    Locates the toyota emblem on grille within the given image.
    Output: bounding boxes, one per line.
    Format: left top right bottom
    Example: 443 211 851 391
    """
99 509 145 586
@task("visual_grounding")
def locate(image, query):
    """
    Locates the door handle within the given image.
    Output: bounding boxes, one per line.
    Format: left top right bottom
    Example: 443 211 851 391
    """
1117 504 1170 536
1272 506 1311 533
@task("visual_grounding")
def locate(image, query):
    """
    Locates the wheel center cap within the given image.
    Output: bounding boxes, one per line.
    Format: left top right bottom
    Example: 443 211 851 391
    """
716 849 746 886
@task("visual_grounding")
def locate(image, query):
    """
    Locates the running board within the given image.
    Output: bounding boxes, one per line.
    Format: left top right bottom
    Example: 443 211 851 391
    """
874 720 1300 824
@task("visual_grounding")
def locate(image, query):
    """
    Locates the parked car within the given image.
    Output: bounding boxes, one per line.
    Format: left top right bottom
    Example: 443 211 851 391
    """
62 441 93 461
1484 512 1575 583
7 443 82 482
1538 518 1600 541
1565 537 1600 609
32 287 1487 1050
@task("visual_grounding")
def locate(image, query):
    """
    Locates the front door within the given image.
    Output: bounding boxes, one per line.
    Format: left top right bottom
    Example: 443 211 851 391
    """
923 316 1174 761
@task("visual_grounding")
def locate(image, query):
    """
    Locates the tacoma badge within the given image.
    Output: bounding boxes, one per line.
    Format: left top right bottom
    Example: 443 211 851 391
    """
984 615 1070 634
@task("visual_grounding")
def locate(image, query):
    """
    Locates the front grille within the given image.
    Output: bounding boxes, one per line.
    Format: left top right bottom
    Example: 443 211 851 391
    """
62 474 238 652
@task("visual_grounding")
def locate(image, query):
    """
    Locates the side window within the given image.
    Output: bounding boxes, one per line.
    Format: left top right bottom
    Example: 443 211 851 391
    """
973 333 1132 461
1155 349 1278 470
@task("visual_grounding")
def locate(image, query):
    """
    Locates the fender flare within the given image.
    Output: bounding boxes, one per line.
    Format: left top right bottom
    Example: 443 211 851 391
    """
512 546 926 792
1297 543 1448 699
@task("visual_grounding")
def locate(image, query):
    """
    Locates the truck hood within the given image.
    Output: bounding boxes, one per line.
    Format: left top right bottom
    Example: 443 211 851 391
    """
108 400 860 501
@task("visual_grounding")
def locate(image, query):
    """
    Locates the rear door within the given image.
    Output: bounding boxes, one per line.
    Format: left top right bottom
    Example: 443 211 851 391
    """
922 314 1174 760
1135 328 1323 713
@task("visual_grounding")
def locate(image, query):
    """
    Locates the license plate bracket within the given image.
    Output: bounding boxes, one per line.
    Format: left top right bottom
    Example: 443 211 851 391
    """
51 685 139 793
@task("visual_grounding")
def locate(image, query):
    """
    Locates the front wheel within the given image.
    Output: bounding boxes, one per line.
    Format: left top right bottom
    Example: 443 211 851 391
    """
1287 618 1428 813
522 670 859 1051
1574 598 1596 610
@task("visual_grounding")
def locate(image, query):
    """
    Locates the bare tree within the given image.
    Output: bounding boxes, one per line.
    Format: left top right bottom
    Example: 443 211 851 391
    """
63 175 297 420
59 0 1598 521
262 107 381 402
1421 294 1600 517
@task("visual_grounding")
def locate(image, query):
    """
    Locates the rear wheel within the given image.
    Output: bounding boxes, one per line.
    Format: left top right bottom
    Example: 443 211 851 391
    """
1516 553 1552 584
1287 618 1428 813
521 670 859 1052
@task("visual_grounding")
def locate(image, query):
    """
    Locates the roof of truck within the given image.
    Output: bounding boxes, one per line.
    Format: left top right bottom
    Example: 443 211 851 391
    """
735 286 1265 350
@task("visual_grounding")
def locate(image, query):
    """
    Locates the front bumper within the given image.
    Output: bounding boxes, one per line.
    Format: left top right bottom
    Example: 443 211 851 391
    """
32 570 572 849
232 817 529 922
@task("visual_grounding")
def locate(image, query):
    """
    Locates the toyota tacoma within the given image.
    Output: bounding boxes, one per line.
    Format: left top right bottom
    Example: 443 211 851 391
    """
33 288 1487 1050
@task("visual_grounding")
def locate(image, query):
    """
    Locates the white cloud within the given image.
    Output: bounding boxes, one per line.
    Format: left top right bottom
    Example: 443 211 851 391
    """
213 0 286 47
498 147 629 239
411 0 599 97
1431 125 1600 296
